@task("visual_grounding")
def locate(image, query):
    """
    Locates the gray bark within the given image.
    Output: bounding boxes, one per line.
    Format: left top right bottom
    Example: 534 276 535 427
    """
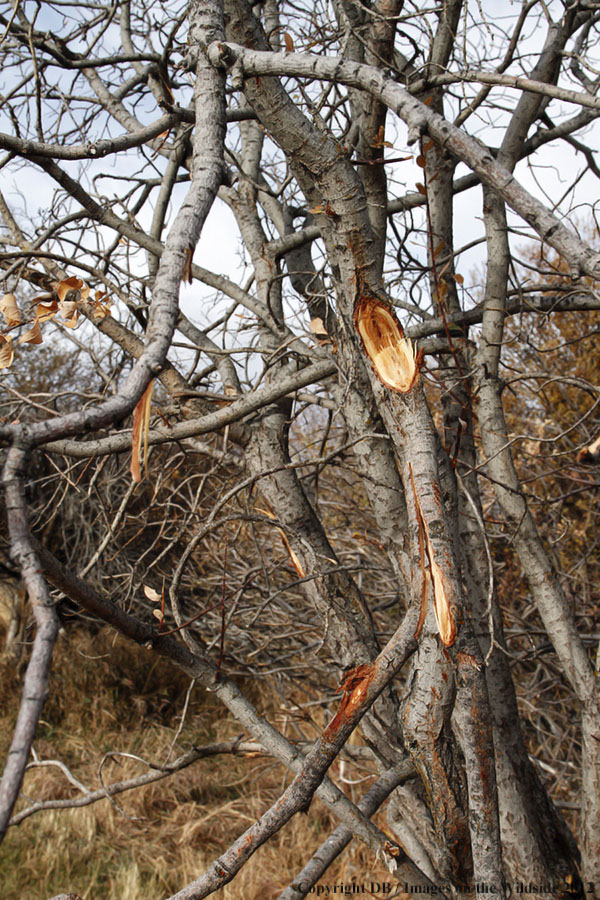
1 2 597 896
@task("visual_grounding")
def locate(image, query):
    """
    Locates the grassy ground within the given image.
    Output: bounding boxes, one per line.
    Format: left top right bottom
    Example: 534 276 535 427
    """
0 627 389 900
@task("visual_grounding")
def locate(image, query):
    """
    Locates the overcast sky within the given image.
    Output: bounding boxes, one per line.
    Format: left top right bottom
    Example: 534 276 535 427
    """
1 0 599 345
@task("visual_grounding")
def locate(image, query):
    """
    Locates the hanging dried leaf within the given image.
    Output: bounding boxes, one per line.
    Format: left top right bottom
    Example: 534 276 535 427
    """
35 299 59 323
283 32 294 52
18 319 43 345
354 297 420 393
144 585 162 603
0 293 21 327
415 182 427 195
309 317 327 335
130 380 154 483
309 317 331 345
0 334 14 369
91 289 112 319
56 275 84 302
145 582 165 630
59 299 80 328
91 300 111 320
61 316 80 329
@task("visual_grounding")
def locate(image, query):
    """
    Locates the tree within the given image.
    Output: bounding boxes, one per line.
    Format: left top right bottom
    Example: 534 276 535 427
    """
0 1 599 897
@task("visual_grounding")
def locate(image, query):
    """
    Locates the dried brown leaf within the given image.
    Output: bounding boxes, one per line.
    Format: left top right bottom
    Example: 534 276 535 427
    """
309 317 327 335
59 299 80 328
144 585 162 604
0 293 21 327
309 316 331 344
91 300 111 320
18 319 43 345
0 334 14 369
61 315 80 329
35 299 59 323
283 32 294 52
56 276 84 302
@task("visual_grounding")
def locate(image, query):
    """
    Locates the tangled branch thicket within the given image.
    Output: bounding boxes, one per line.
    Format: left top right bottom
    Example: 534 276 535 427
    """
0 2 599 899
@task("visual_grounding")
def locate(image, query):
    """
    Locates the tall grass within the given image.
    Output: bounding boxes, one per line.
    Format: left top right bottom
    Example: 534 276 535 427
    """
0 627 386 900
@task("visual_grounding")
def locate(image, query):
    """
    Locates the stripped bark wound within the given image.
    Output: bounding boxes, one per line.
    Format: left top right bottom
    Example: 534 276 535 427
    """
354 295 422 393
130 379 154 483
412 477 429 643
409 464 456 647
324 663 376 740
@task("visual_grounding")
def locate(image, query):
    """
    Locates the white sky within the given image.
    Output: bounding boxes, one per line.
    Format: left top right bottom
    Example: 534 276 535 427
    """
1 0 599 350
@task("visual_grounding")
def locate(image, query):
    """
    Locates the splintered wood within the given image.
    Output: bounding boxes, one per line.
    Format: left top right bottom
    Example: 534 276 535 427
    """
130 380 154 483
409 464 457 647
354 296 420 393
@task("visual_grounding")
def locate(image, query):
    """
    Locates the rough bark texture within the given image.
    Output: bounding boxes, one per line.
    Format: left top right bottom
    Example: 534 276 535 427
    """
1 2 598 897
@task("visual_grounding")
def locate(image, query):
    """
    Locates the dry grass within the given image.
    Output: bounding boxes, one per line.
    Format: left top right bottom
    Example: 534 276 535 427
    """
0 627 387 900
